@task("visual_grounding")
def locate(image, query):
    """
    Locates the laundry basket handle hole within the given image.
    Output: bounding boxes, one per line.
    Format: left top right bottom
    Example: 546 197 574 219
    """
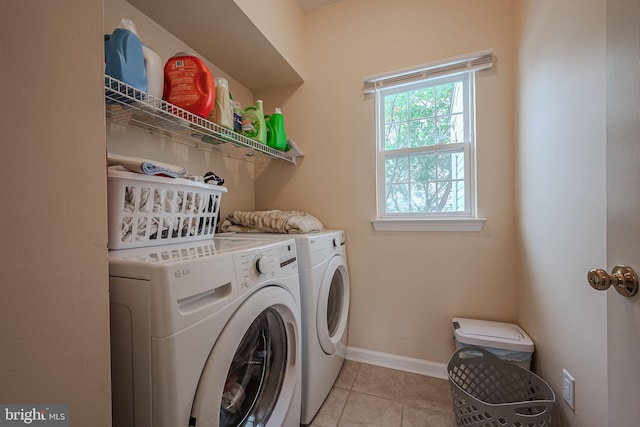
514 404 550 417
457 348 487 360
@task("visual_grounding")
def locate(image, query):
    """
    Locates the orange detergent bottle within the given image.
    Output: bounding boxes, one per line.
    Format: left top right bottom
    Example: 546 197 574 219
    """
163 53 215 118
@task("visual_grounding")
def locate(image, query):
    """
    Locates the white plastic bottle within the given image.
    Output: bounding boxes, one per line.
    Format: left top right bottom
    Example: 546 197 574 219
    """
141 44 163 101
210 77 234 129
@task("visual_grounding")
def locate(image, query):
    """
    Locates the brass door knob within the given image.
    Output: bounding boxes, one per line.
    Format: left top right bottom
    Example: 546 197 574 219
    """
587 265 639 297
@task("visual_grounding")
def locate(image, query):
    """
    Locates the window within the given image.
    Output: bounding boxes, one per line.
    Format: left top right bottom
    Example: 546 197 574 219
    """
365 51 492 231
379 74 472 216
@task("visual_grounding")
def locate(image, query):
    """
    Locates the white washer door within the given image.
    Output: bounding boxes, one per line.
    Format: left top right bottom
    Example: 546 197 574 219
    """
317 256 350 355
190 285 299 427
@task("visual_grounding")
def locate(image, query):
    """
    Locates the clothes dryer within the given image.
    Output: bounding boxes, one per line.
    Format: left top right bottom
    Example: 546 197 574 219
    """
108 236 301 427
294 230 350 424
220 230 350 424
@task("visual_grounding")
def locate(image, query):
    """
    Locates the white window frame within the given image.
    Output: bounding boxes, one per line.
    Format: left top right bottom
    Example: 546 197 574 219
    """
366 51 491 232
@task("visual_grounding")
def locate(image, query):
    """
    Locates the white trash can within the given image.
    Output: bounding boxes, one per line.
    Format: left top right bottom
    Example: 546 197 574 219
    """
452 317 534 370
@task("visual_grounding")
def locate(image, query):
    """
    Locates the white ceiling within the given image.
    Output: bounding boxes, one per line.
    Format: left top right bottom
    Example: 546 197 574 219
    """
296 0 342 12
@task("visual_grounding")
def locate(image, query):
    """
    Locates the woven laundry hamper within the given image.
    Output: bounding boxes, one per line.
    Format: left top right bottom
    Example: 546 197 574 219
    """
447 346 556 427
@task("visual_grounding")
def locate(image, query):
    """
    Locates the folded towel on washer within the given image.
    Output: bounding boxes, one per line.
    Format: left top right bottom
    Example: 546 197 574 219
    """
108 152 187 178
220 210 324 234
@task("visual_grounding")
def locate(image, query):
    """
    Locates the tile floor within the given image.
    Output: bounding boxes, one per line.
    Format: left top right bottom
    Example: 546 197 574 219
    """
308 361 456 427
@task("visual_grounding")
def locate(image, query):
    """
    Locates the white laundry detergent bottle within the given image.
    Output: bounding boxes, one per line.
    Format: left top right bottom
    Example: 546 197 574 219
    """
209 77 234 130
141 44 163 101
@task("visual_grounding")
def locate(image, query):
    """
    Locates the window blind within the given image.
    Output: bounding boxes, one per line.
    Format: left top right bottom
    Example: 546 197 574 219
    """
363 49 493 94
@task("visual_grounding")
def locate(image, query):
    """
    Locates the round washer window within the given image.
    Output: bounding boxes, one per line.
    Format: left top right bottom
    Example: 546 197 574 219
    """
220 308 288 427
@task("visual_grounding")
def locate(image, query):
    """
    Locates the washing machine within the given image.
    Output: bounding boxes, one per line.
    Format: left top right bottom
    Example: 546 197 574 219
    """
222 230 350 424
108 236 301 427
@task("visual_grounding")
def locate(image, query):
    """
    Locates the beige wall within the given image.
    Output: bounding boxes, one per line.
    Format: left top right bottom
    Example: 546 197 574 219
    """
516 1 607 425
234 0 308 80
255 0 520 363
0 1 112 425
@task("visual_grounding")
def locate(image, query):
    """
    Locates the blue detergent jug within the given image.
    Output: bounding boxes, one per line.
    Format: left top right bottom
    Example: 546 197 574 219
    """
104 18 147 92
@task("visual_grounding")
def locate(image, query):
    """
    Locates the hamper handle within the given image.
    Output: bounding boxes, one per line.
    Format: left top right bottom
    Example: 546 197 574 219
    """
512 401 555 417
451 345 501 363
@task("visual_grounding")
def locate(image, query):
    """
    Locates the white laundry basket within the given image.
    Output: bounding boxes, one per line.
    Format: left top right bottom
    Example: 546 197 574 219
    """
107 170 227 249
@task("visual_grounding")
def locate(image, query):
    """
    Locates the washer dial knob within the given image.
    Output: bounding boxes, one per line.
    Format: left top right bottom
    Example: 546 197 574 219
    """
255 256 268 275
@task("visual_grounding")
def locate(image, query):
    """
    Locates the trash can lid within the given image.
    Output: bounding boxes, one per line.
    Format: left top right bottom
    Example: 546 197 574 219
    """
452 317 534 352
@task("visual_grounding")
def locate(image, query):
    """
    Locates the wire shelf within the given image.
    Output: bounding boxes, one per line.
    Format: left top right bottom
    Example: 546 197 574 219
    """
104 75 296 164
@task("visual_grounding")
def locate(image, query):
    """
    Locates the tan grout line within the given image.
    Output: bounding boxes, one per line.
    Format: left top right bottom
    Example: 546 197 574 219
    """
335 389 349 427
336 362 359 426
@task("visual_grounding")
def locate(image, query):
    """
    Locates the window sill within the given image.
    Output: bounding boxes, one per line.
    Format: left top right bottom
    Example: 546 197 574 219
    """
371 217 485 232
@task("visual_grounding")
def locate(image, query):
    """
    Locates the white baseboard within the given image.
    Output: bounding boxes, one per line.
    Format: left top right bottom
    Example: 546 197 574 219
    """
345 346 448 380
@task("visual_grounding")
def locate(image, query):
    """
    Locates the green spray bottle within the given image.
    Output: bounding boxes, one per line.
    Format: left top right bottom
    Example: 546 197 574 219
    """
241 100 267 144
265 107 288 151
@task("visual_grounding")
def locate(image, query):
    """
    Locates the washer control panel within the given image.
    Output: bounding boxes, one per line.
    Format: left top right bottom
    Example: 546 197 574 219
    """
235 240 297 290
